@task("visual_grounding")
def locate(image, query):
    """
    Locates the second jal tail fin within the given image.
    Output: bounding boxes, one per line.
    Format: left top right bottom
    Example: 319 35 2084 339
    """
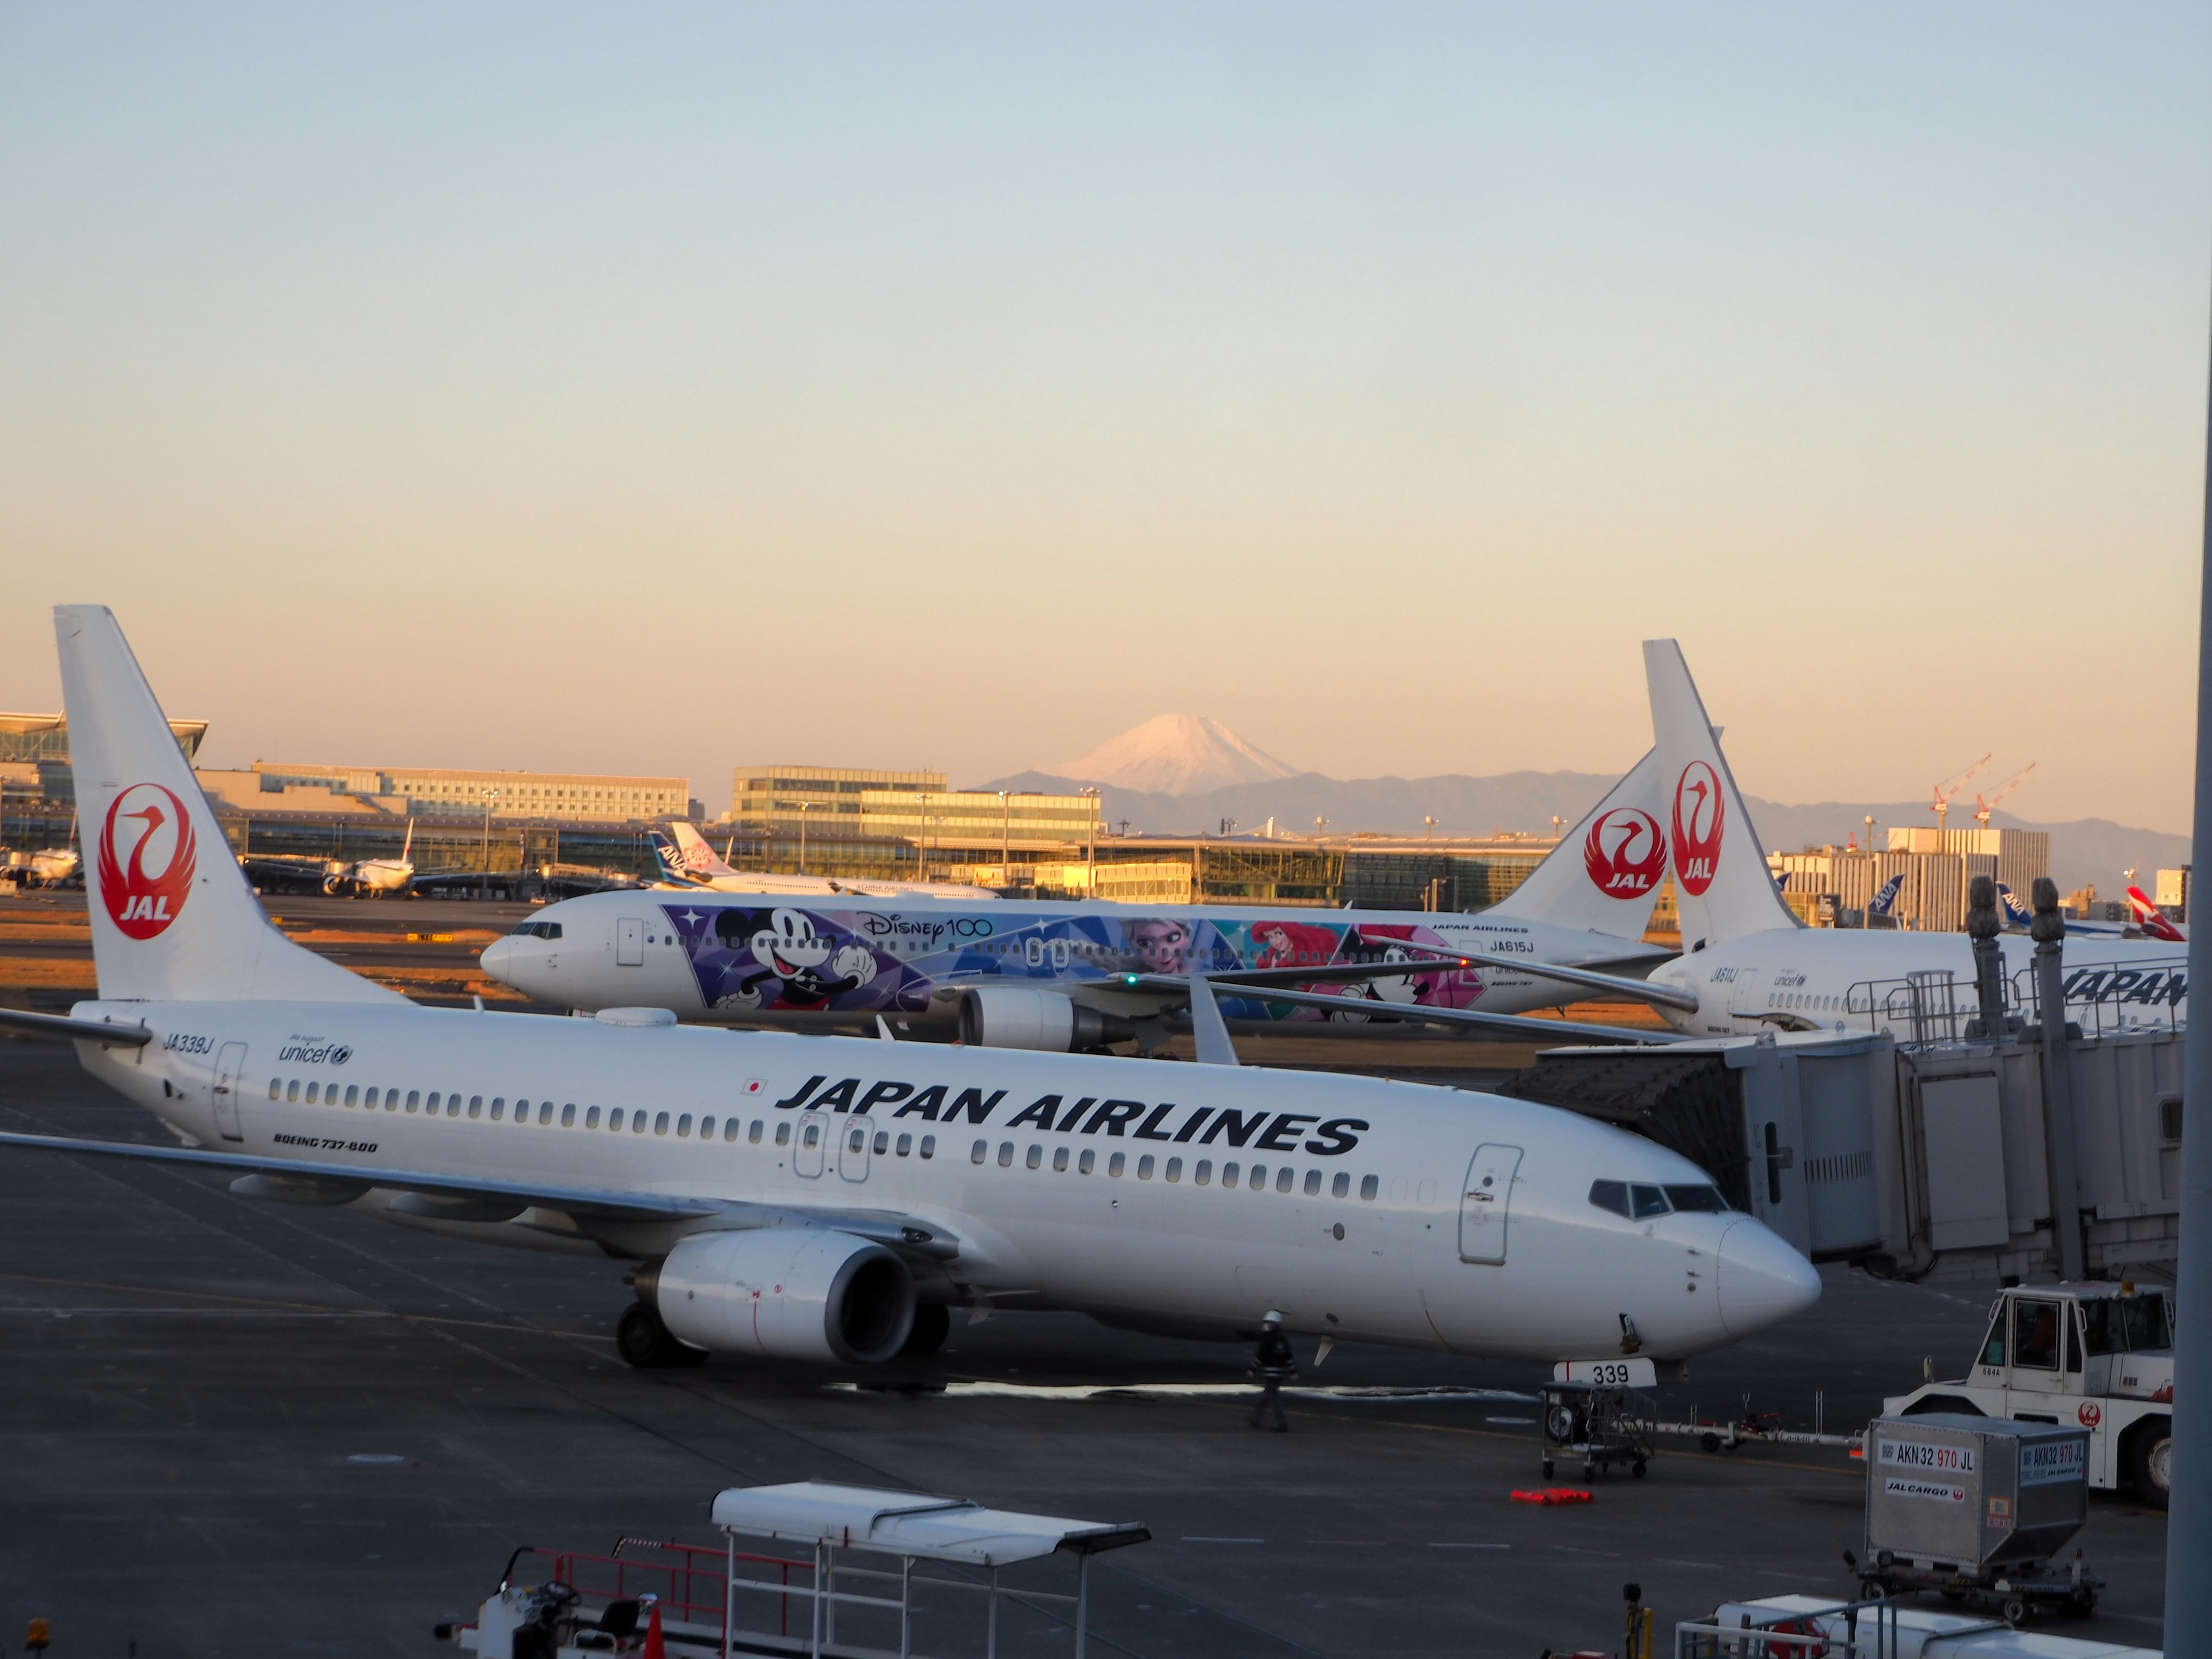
1643 638 1801 950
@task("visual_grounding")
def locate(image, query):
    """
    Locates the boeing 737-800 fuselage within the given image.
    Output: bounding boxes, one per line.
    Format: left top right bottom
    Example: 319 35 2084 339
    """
70 995 1815 1361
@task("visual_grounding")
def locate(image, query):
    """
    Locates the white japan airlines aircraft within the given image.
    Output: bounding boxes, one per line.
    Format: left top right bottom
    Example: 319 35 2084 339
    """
0 606 1818 1372
652 822 999 902
1637 641 2187 1037
484 751 1700 1048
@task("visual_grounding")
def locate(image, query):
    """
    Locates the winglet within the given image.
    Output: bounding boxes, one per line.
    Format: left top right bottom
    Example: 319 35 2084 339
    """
1186 974 1240 1066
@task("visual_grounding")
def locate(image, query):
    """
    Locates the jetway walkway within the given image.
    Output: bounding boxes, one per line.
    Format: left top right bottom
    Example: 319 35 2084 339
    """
1506 1022 2181 1282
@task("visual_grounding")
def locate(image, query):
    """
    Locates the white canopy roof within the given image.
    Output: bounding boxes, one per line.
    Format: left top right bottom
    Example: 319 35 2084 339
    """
711 1482 1149 1567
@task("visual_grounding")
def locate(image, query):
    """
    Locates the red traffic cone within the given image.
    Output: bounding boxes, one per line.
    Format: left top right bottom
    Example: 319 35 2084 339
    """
642 1599 666 1659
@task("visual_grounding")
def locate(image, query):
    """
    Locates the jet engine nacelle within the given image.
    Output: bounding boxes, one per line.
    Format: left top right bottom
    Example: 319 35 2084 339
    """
957 987 1128 1051
637 1227 914 1363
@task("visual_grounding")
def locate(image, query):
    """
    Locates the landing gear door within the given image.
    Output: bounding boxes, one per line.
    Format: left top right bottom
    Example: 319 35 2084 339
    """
1459 1142 1524 1264
793 1112 827 1178
211 1041 247 1143
616 918 645 967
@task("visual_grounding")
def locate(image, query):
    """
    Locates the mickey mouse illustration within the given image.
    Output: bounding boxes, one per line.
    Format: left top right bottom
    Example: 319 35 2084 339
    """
709 906 878 1012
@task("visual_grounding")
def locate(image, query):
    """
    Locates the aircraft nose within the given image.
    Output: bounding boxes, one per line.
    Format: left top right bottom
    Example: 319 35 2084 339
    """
1714 1219 1821 1336
479 935 517 984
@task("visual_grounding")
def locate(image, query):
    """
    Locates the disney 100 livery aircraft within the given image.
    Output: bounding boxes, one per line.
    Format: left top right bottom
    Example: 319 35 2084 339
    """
0 606 1819 1372
483 753 1700 1048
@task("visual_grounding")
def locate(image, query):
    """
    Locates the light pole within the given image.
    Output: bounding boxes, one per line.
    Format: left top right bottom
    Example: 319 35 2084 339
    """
1424 815 1437 840
999 790 1010 888
1081 787 1099 896
479 789 498 899
798 802 812 875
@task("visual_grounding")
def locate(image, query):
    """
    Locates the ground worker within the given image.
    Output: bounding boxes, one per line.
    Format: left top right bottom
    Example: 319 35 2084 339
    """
1248 1311 1297 1431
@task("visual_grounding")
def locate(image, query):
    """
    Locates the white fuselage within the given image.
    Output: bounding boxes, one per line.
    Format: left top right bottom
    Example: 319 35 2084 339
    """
351 859 414 894
481 891 1665 1025
77 995 1816 1361
1648 929 2187 1038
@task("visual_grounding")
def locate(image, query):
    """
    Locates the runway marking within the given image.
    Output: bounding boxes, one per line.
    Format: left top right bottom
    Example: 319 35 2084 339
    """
1182 1537 1265 1544
1427 1541 1510 1549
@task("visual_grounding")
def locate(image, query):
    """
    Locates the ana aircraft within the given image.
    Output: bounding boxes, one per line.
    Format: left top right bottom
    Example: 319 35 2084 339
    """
0 606 1819 1373
651 822 999 903
484 751 1699 1049
1637 641 2187 1038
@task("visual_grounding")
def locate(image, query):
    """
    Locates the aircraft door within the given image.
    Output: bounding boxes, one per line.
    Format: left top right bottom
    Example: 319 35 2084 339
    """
838 1118 872 1183
616 918 645 967
211 1041 247 1143
793 1112 827 1178
1725 967 1766 1024
1458 1142 1524 1264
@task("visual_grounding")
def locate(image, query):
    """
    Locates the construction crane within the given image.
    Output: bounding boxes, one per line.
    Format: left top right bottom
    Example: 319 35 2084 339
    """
1973 763 2037 828
1931 754 1991 832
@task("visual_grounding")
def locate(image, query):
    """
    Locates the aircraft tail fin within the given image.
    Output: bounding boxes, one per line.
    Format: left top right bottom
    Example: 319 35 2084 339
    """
1643 639 1801 950
1997 882 2033 929
1487 748 1671 940
399 817 414 864
2126 886 2187 942
1870 874 1906 918
55 605 400 1006
669 820 738 878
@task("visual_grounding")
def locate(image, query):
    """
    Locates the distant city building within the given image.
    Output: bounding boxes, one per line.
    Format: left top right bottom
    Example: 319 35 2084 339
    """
1772 826 2052 933
2156 866 2189 923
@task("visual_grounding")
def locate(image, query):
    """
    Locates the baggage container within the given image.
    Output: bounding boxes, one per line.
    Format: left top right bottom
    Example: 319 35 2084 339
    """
1863 1414 2088 1573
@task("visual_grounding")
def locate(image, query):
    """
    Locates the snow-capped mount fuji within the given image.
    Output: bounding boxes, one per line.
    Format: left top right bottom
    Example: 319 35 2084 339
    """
1051 714 1300 796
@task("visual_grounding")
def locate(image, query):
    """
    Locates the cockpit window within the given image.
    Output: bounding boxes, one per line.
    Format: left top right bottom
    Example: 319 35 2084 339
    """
1588 1180 1632 1218
510 922 563 941
1662 1184 1729 1213
1630 1183 1671 1218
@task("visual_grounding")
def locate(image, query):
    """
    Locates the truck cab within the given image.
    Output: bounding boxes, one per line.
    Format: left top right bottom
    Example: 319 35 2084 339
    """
1883 1282 2174 1506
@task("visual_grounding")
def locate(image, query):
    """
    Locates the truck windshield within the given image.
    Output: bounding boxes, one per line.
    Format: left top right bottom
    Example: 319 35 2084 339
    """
2081 1293 2173 1355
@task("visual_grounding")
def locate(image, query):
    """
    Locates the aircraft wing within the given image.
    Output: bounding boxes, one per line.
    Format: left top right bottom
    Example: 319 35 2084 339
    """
1109 974 1679 1044
0 1129 963 1257
1178 945 1699 1013
1361 943 1701 1013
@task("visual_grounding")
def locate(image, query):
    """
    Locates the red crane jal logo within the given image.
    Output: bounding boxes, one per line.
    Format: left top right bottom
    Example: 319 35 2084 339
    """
97 783 198 940
1671 762 1725 897
1582 808 1666 898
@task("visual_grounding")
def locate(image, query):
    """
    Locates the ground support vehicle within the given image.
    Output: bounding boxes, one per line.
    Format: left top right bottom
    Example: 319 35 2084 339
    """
1882 1283 2175 1507
1847 1414 2097 1627
1681 1595 2160 1659
1541 1378 1657 1480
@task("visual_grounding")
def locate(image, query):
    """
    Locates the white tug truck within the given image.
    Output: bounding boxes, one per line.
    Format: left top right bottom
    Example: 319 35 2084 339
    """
1884 1282 2175 1508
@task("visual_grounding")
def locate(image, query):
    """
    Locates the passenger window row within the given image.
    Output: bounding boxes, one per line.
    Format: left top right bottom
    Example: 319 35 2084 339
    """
1587 1179 1730 1219
274 1079 783 1148
968 1137 1380 1199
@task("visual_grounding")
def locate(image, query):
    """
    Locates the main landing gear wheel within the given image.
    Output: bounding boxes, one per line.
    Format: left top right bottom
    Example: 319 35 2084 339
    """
617 1302 706 1369
900 1303 950 1357
2128 1423 2172 1510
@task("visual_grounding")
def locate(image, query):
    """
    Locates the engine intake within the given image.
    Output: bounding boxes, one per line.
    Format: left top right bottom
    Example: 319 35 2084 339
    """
637 1228 914 1363
957 987 1128 1051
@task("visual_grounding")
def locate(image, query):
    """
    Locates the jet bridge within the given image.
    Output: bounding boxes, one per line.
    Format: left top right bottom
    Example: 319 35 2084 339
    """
1503 1022 2181 1282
